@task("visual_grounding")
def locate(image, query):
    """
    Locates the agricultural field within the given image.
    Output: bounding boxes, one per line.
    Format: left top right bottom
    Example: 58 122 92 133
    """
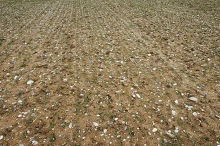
0 0 219 145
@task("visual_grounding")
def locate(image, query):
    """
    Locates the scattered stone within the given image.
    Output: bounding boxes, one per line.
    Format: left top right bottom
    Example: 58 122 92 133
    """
174 100 178 105
172 110 177 116
216 115 220 120
136 94 141 98
165 131 174 138
19 144 24 146
0 135 3 140
27 80 34 85
69 123 73 128
93 122 99 127
152 128 157 133
14 76 19 80
32 140 38 145
193 112 198 116
18 114 22 118
153 67 157 71
173 83 177 86
189 97 198 102
103 129 107 133
18 100 23 104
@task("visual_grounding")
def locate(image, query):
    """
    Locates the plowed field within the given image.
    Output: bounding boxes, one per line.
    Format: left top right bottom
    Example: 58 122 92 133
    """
0 0 220 145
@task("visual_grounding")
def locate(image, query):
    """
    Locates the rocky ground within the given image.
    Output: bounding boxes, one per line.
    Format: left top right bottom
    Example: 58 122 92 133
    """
0 0 219 145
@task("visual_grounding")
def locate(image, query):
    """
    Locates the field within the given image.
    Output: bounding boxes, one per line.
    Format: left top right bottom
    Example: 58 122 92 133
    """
0 0 220 145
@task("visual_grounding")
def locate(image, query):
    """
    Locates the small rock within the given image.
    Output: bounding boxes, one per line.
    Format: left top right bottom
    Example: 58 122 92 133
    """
93 122 99 127
216 115 220 119
18 114 22 118
172 110 177 116
173 83 177 86
153 67 157 71
148 54 151 57
69 123 73 128
103 129 107 133
63 78 67 82
27 80 34 85
192 112 198 116
136 94 141 98
189 97 198 102
0 135 3 140
174 100 178 105
19 144 24 146
152 128 157 133
14 76 19 80
18 100 23 104
165 131 174 138
32 140 38 145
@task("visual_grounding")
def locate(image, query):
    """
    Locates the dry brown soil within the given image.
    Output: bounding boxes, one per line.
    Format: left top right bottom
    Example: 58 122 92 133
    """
0 0 220 145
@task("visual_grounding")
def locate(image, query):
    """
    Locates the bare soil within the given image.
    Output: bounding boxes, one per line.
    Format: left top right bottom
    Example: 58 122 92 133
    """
0 0 219 145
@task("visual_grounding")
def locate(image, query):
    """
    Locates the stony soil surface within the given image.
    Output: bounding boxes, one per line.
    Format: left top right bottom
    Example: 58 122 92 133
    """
0 0 219 145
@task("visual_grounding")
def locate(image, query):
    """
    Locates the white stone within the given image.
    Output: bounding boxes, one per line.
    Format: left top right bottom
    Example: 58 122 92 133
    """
153 67 157 71
174 100 178 105
93 122 99 127
18 100 23 104
174 129 179 133
152 128 157 133
189 97 198 102
19 144 24 146
165 131 174 138
27 80 34 85
172 110 177 116
63 78 67 82
69 123 73 128
32 140 38 145
103 129 107 133
18 114 22 118
14 76 19 80
0 135 3 140
193 112 198 116
136 94 141 98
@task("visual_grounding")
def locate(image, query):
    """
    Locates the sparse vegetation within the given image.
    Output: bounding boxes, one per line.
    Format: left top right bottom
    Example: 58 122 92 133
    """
0 0 219 145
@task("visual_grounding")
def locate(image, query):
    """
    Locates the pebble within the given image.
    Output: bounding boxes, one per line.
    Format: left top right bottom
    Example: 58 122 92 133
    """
69 123 73 128
19 144 24 146
172 110 177 116
174 100 178 105
32 140 38 145
14 76 19 80
18 114 22 118
189 97 198 102
18 100 23 104
136 94 141 98
0 135 3 140
93 122 99 127
193 112 198 116
152 128 157 133
27 80 34 85
165 131 174 138
103 129 107 133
